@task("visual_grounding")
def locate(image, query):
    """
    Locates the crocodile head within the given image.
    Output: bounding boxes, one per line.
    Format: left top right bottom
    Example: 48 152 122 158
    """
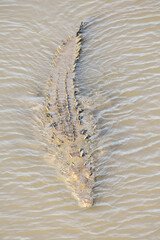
65 161 94 207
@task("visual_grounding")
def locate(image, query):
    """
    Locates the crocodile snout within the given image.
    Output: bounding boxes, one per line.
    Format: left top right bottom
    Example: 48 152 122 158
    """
72 192 93 208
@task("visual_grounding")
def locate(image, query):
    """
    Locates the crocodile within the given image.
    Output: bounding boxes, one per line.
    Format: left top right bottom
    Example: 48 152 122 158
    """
44 22 95 207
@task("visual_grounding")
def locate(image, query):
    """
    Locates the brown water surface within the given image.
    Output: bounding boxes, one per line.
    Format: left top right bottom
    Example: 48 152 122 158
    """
0 0 160 239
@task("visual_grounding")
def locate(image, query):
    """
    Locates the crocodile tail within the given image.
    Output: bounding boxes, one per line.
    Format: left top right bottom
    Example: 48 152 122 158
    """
75 22 84 61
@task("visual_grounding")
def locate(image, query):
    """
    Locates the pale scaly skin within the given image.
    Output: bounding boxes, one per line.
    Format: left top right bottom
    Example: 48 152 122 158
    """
45 22 95 207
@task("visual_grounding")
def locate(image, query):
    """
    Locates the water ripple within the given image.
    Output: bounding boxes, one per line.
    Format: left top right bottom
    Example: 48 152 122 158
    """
0 0 160 239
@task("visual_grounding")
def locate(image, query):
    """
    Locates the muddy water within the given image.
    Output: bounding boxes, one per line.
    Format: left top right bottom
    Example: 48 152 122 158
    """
0 0 160 239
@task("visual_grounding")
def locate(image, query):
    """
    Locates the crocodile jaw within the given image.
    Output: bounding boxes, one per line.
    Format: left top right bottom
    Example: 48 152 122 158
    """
72 192 93 208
